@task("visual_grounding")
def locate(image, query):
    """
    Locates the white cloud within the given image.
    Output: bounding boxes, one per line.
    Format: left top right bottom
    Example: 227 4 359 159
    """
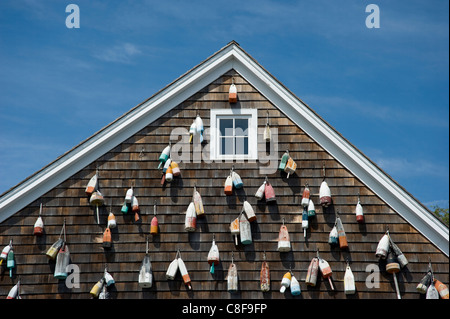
93 43 142 64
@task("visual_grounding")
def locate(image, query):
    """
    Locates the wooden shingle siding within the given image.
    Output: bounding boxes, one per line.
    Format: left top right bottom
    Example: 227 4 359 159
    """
0 69 448 299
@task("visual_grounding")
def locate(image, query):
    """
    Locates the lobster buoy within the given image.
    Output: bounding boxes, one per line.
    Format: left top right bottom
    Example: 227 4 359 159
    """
328 225 338 246
375 232 390 259
189 120 197 143
165 165 174 183
284 157 297 178
102 227 112 249
319 257 334 290
239 212 252 245
434 279 449 299
280 271 291 293
158 144 171 169
260 253 270 292
34 203 45 236
264 180 276 203
319 180 332 207
224 175 233 195
139 238 153 288
104 269 115 287
290 274 301 296
125 187 133 203
417 271 433 294
389 236 408 268
171 161 181 176
279 151 290 171
195 114 204 143
0 241 12 266
355 200 364 223
150 216 159 235
243 200 256 222
231 171 244 189
302 207 309 237
132 196 140 222
386 250 401 299
185 202 197 232
46 237 64 260
207 237 220 274
193 186 205 218
90 190 104 225
166 254 179 280
227 260 238 293
85 173 98 196
54 244 70 279
230 217 240 246
6 281 20 299
301 184 310 207
307 199 316 217
335 215 348 250
344 262 356 295
107 210 116 229
255 180 266 200
277 222 291 252
229 81 237 103
305 257 319 287
426 281 439 299
178 256 192 290
90 278 104 298
264 123 271 142
6 247 15 278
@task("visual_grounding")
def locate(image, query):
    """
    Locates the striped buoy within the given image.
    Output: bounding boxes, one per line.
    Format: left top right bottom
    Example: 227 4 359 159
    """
90 190 104 225
417 271 433 294
184 202 197 232
279 151 290 171
328 225 338 246
301 184 310 207
389 236 408 268
0 241 12 266
229 80 237 103
231 170 243 189
277 221 291 252
195 114 204 143
264 180 276 203
158 144 171 169
280 271 291 293
132 196 140 222
178 256 192 289
150 201 159 235
264 111 271 142
90 278 104 298
6 247 15 278
355 195 364 223
386 249 401 299
85 173 98 196
207 236 220 274
166 252 179 280
189 120 197 143
319 257 334 290
46 221 66 260
102 227 112 249
33 203 45 236
224 175 233 195
171 161 181 176
284 157 297 178
107 209 116 229
165 165 173 183
335 215 348 250
307 199 316 217
302 207 309 237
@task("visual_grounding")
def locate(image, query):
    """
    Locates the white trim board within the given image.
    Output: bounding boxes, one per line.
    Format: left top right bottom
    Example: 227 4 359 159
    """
0 41 448 256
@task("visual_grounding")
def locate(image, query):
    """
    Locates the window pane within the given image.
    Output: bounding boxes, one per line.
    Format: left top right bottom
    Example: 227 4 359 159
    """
221 137 234 155
235 118 248 137
220 119 233 137
235 137 248 155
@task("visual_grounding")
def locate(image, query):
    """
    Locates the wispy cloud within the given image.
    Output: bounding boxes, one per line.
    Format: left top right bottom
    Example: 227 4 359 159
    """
374 156 449 179
93 43 142 64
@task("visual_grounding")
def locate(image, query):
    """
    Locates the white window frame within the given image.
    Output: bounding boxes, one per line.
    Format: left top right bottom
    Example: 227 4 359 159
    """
210 109 258 161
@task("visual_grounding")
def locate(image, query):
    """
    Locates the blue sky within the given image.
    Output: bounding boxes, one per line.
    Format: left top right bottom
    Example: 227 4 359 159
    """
0 0 448 209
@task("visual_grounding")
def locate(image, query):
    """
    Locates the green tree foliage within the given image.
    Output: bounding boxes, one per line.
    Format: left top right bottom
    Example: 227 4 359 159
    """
431 205 449 227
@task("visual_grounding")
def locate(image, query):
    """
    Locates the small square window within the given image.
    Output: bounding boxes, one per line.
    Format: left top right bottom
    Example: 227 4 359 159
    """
210 109 257 160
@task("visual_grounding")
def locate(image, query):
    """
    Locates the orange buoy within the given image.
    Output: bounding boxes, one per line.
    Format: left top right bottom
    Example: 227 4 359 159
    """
224 175 233 195
434 279 449 299
34 203 45 236
230 217 240 246
102 227 112 249
277 221 291 252
284 157 297 178
319 257 334 290
178 256 192 290
107 209 116 229
301 184 310 207
150 201 159 235
171 161 181 176
229 80 237 103
335 215 348 250
279 271 291 293
165 165 173 183
132 196 140 222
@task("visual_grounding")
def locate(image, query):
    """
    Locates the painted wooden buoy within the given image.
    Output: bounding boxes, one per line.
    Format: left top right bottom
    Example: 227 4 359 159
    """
150 215 159 235
229 81 237 103
386 250 401 299
230 217 240 246
102 227 112 249
85 173 98 196
255 180 266 200
0 241 12 265
335 215 348 250
166 256 179 280
278 151 290 171
243 200 256 222
121 201 129 214
178 256 192 289
305 257 319 287
434 279 449 299
264 181 276 203
328 225 338 246
165 165 174 183
319 258 334 290
90 190 104 225
277 222 291 252
189 120 197 143
125 187 133 203
224 175 233 195
279 271 291 293
90 278 104 298
417 271 432 294
239 212 252 245
139 238 153 288
46 237 64 260
34 203 44 236
301 184 310 207
7 281 20 299
307 199 316 217
6 247 15 278
344 262 356 295
389 237 408 268
426 281 440 299
227 261 238 293
264 111 271 142
158 145 171 169
104 269 115 287
290 274 301 296
302 207 309 237
355 200 364 223
54 244 70 279
319 180 332 207
375 232 390 259
195 114 204 143
107 210 116 229
193 186 205 218
260 253 270 292
207 237 220 274
185 202 197 232
132 196 140 222
232 171 244 189
171 161 181 176
284 157 297 178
